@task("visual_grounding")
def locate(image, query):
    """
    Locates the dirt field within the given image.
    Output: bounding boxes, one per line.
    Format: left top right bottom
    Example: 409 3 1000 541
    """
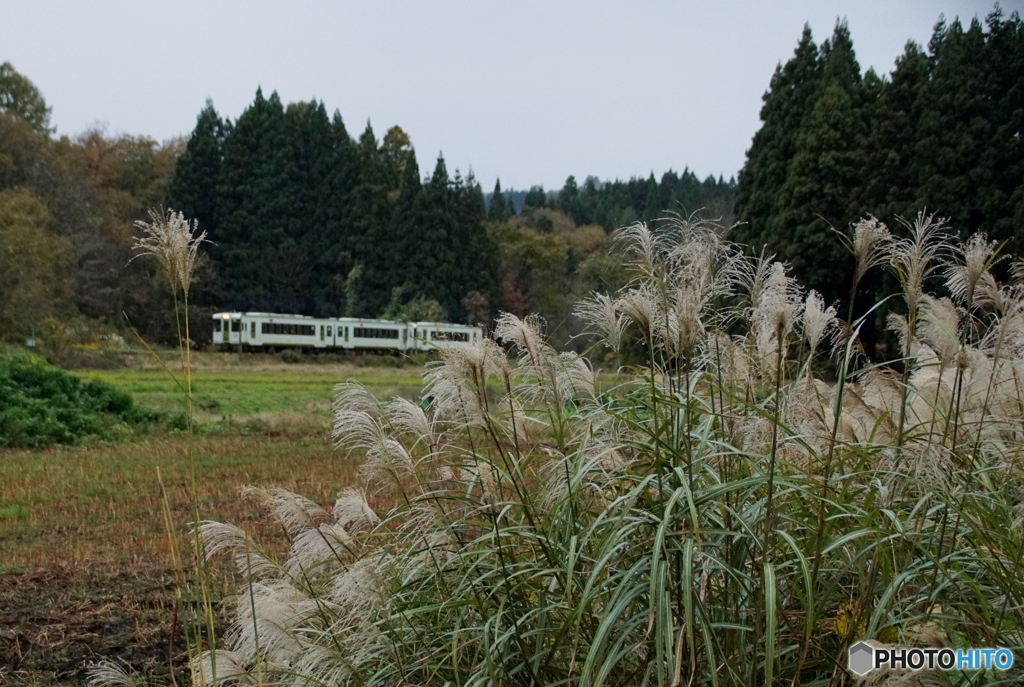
0 354 421 685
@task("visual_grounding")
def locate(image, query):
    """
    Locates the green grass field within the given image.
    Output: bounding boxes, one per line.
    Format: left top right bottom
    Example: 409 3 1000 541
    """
0 354 424 684
74 357 424 424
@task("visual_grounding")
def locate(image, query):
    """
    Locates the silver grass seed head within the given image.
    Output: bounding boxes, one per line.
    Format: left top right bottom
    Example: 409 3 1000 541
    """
983 288 1024 359
615 221 667 279
332 407 388 454
131 208 207 297
700 331 752 390
190 650 253 687
329 557 384 619
886 312 913 358
359 437 414 489
228 580 309 661
423 338 507 427
851 216 892 285
916 296 961 365
615 284 662 339
890 211 950 314
494 312 550 371
333 383 391 450
946 232 1002 309
385 396 433 439
574 292 627 352
737 250 776 324
554 351 596 400
802 290 838 356
333 488 379 533
198 520 279 578
291 645 352 685
754 262 802 344
1010 259 1024 286
286 522 350 575
973 271 1004 313
670 282 707 356
242 486 330 538
86 660 140 687
334 382 383 416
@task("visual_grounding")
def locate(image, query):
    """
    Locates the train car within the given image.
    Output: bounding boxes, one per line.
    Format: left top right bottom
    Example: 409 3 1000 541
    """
213 312 334 350
212 312 482 353
212 312 243 347
344 317 407 352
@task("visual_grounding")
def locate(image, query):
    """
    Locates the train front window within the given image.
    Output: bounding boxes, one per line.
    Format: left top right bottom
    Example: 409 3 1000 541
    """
213 320 221 332
231 320 240 332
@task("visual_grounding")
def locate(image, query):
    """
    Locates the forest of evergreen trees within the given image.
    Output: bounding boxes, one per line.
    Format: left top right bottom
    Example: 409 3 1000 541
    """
1 5 1021 353
168 91 500 323
488 170 736 230
167 90 737 331
735 8 1024 325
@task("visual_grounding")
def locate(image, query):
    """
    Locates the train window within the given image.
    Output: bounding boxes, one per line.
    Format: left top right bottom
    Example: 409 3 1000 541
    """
327 326 332 337
431 331 469 342
251 322 256 338
231 320 240 332
353 327 399 339
213 320 221 332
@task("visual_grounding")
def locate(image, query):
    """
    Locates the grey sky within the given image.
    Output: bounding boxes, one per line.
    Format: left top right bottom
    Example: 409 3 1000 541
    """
1 1 1012 191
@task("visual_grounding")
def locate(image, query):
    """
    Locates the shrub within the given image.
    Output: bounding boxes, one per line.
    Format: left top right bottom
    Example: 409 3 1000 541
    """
102 213 1024 686
0 353 157 448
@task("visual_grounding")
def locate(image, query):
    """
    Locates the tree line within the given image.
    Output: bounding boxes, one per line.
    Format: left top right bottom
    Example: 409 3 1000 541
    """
0 60 182 350
168 92 499 323
2 4 1018 352
734 7 1024 339
488 169 736 230
0 59 736 349
168 89 737 330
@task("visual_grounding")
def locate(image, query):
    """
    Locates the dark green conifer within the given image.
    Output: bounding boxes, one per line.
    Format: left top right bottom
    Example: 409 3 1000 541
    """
523 185 547 212
734 25 822 249
167 99 227 258
215 88 291 311
488 178 509 221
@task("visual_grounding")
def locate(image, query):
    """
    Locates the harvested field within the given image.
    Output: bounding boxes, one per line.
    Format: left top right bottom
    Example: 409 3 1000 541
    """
1 358 418 684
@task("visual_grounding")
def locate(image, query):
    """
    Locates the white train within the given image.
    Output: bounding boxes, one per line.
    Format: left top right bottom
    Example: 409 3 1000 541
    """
211 312 483 353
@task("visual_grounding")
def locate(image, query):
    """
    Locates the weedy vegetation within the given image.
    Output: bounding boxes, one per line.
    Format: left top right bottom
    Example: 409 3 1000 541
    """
92 213 1024 686
0 352 159 448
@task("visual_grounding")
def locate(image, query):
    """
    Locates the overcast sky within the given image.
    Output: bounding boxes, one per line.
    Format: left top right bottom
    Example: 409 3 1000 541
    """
1 1 1012 191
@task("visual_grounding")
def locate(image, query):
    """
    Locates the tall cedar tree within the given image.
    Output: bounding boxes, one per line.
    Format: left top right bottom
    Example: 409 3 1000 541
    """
734 26 822 251
312 111 358 315
488 178 510 221
167 100 227 252
342 124 393 317
214 88 289 311
774 22 867 305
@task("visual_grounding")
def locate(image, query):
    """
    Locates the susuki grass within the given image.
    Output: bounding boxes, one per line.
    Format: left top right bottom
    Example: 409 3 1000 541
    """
98 213 1024 685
